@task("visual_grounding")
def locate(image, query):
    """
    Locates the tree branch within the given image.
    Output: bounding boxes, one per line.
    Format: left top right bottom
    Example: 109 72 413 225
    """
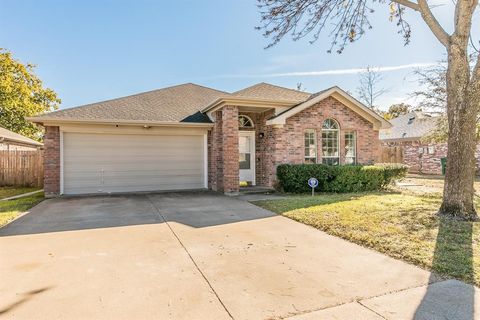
453 0 477 39
417 0 451 47
391 0 420 11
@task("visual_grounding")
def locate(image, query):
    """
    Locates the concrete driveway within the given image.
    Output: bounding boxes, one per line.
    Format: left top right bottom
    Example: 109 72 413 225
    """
0 192 478 320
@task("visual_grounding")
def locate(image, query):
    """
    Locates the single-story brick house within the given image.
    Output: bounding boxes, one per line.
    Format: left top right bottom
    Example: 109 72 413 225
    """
379 111 476 174
29 82 390 197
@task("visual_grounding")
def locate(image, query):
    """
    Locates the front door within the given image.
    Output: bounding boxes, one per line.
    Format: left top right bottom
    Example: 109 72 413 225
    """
239 131 255 185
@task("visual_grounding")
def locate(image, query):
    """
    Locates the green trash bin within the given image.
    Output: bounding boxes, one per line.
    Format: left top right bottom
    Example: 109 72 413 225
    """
441 157 447 175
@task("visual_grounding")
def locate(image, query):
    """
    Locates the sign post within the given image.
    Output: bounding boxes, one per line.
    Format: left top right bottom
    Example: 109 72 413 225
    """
308 178 319 196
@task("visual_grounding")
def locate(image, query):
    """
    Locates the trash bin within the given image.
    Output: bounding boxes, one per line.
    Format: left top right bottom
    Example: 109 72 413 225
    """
441 157 447 175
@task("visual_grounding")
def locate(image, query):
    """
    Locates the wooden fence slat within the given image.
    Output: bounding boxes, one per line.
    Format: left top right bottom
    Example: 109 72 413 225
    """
0 150 44 187
380 145 404 164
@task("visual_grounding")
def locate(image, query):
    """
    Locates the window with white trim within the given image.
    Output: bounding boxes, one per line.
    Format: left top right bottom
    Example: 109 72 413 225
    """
344 131 356 164
321 118 340 165
304 129 317 164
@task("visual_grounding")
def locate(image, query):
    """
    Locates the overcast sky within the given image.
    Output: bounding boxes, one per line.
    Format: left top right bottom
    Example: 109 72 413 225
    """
1 0 478 111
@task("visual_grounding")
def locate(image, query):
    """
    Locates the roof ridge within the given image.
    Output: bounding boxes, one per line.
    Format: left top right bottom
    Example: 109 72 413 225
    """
41 83 225 116
233 82 311 95
259 82 312 95
187 82 230 95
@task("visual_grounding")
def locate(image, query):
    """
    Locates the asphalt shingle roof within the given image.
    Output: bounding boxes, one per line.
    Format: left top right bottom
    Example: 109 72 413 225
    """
34 83 228 123
31 82 358 125
232 82 311 102
379 111 439 141
0 127 43 146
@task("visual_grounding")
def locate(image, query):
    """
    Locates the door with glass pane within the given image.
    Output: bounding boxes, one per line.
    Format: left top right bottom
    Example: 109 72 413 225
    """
239 131 255 185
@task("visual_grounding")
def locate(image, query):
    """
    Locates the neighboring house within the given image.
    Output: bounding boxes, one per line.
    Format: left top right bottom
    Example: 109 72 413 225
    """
0 126 43 151
28 82 390 197
380 111 454 174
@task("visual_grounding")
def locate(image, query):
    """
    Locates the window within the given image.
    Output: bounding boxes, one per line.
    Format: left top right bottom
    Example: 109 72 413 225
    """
322 119 340 165
238 115 254 129
239 135 252 169
345 131 356 164
304 129 317 163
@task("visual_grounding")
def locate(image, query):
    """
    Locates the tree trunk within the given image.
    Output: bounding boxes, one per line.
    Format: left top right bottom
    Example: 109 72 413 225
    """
439 38 479 221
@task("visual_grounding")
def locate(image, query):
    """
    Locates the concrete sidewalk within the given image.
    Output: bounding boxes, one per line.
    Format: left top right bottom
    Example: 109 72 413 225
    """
0 192 478 319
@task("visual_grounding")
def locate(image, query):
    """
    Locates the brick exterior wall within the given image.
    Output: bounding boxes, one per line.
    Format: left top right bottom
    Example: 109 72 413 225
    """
42 97 381 195
208 106 239 194
264 96 380 186
222 106 239 193
395 141 480 175
207 96 381 190
208 111 222 191
44 126 60 197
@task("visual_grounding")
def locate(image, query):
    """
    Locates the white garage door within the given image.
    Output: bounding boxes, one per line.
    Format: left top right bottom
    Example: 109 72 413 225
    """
63 132 206 194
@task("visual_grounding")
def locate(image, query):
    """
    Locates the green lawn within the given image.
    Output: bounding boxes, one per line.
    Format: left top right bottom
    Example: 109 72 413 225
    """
0 186 41 199
0 191 44 227
253 191 480 286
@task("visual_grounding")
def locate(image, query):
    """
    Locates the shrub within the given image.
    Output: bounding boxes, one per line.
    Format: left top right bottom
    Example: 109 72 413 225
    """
276 163 408 193
375 163 409 183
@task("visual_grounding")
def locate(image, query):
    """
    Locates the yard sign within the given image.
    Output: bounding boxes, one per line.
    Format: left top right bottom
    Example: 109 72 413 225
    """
308 177 319 196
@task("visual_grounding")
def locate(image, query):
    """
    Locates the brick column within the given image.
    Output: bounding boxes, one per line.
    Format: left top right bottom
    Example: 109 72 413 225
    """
44 126 60 197
209 111 223 191
221 106 239 194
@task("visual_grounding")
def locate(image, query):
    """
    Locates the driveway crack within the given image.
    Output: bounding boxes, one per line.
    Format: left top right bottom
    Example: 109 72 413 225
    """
146 195 234 320
356 301 387 319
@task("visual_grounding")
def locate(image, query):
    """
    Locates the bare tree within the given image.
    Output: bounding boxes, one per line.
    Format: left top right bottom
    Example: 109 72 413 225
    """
411 62 449 143
257 0 480 220
356 66 388 110
413 61 480 143
412 63 447 112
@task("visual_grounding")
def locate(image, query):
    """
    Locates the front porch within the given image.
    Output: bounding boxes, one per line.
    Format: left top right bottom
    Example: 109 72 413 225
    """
208 104 279 194
205 86 384 195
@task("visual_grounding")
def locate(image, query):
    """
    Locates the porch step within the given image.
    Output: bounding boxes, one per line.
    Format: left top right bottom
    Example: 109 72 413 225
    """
239 186 276 195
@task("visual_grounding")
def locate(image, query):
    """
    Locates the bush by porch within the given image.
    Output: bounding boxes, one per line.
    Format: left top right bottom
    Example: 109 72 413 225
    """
276 163 408 193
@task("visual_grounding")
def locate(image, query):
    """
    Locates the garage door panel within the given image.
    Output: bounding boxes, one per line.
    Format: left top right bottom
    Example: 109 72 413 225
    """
64 179 204 193
64 166 204 175
65 143 203 155
63 161 204 171
63 132 206 194
67 182 205 195
64 171 204 181
64 135 201 146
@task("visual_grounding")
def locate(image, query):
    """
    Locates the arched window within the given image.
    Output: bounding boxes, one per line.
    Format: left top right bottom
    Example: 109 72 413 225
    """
321 118 340 165
238 115 254 129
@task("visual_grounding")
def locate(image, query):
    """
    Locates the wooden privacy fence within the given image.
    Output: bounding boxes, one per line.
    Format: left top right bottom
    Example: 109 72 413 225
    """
0 150 44 187
380 145 404 164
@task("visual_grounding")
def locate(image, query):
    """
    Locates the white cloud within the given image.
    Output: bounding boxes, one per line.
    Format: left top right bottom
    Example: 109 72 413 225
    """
215 62 436 79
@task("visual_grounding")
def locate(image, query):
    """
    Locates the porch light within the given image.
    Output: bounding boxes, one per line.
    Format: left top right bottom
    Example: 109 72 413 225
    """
259 132 264 139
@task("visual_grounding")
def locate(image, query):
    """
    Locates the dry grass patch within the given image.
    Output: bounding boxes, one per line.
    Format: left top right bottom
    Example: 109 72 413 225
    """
254 192 480 286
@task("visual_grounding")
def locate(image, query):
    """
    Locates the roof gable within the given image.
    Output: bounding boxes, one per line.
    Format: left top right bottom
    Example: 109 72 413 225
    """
267 86 391 130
